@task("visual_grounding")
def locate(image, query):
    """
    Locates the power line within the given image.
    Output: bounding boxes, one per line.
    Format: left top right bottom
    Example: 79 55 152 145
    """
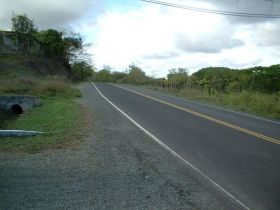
141 0 280 18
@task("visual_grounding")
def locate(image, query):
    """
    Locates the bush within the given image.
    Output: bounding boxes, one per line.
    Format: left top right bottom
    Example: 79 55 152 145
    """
33 79 81 97
0 78 35 94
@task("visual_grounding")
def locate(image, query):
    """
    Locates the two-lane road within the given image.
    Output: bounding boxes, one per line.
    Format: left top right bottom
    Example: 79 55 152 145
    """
93 83 280 210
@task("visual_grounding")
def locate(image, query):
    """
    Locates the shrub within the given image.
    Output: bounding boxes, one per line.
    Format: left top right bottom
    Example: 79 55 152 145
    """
33 79 81 97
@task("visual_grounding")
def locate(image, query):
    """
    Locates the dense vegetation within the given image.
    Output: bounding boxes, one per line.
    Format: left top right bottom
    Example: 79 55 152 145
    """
94 64 280 94
93 64 148 84
191 66 280 94
10 13 94 81
94 64 280 119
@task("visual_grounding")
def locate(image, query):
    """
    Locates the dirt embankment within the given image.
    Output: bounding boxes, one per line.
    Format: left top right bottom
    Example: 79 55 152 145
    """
0 55 70 79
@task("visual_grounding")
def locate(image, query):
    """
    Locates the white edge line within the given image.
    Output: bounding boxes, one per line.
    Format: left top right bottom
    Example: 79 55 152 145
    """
92 82 250 210
118 84 280 125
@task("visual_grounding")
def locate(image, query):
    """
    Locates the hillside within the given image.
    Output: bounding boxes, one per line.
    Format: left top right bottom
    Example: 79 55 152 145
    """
0 55 70 79
0 54 73 96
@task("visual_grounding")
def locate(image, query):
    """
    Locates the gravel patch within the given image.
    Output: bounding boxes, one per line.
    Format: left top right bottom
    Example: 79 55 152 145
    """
0 83 225 210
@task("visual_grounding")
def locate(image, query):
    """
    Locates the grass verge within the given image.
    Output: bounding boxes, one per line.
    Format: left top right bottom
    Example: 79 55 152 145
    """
0 55 89 153
145 86 280 120
0 97 87 153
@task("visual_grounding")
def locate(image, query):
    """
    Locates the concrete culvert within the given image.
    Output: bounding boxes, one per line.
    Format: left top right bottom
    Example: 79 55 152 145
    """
11 104 23 115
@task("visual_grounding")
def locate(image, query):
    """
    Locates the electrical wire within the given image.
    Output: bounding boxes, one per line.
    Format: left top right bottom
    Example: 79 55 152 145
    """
141 0 280 18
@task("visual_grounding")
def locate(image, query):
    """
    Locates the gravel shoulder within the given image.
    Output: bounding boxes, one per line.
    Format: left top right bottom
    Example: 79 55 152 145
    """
0 83 225 210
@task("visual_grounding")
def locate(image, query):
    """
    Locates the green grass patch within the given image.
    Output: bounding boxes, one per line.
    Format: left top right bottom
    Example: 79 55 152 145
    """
0 97 85 153
146 86 280 120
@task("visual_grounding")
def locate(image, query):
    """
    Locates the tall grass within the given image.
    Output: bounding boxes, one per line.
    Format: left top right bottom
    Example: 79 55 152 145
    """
221 91 280 119
151 87 280 119
0 77 81 97
32 79 81 97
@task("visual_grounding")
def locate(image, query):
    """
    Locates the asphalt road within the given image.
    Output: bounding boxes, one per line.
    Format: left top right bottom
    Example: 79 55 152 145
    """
93 83 280 210
0 83 225 210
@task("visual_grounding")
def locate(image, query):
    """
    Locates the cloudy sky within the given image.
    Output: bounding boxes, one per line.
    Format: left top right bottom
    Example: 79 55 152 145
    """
0 0 280 77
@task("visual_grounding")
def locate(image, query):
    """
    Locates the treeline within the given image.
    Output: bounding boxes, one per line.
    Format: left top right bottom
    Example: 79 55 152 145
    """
10 14 94 81
94 64 280 118
94 64 280 94
94 64 148 85
190 65 280 94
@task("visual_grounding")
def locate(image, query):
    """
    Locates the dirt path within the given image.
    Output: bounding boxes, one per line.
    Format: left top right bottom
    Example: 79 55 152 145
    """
0 83 225 209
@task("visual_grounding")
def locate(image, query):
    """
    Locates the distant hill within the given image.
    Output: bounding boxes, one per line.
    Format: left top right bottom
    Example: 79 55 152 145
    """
192 65 280 93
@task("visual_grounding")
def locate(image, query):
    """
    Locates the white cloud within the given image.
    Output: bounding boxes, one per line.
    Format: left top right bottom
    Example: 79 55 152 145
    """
254 21 280 46
0 0 100 30
91 3 280 77
175 32 243 53
0 0 279 77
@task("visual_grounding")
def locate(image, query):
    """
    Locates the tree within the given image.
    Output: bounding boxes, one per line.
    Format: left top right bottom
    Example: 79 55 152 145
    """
167 68 189 88
63 32 88 64
126 64 146 84
111 71 127 83
36 29 66 58
71 61 94 81
193 67 236 93
36 30 91 64
11 13 37 34
94 66 112 82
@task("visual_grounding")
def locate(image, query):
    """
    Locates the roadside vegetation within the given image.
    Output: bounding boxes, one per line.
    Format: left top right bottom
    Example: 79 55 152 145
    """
94 64 280 119
0 97 84 153
0 76 80 97
0 76 87 153
0 14 91 152
153 87 280 119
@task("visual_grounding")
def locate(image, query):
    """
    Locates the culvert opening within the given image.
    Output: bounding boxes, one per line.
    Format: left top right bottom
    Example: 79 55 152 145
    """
11 104 23 115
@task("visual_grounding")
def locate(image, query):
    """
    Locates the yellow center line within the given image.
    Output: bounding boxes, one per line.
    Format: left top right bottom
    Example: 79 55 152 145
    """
113 84 280 145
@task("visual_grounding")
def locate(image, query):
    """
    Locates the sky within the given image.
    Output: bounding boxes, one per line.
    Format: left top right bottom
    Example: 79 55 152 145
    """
0 0 280 77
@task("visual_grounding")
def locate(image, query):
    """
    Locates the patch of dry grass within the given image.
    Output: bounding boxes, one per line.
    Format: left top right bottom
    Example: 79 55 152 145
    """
148 86 280 119
0 77 81 97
